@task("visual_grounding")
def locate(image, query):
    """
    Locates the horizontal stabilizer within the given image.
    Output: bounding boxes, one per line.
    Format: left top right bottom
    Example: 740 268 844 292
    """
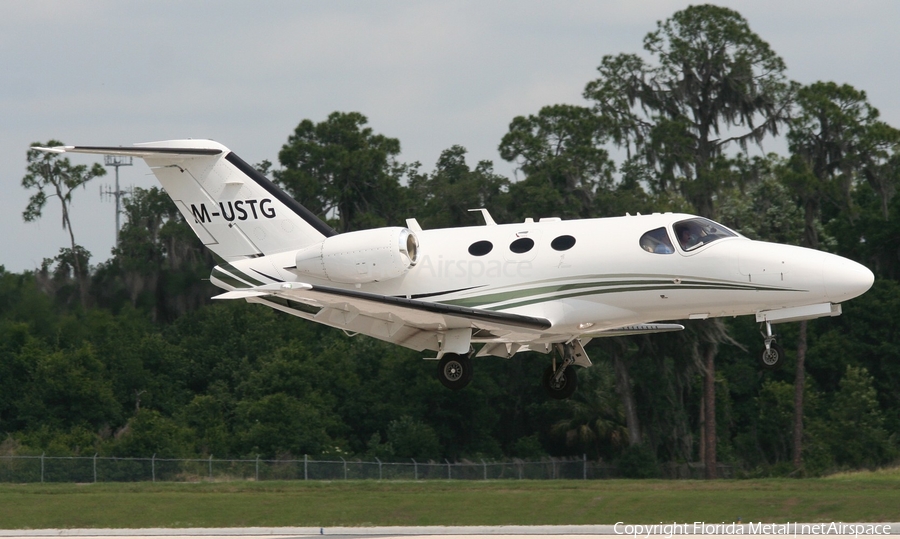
213 290 284 300
34 145 223 158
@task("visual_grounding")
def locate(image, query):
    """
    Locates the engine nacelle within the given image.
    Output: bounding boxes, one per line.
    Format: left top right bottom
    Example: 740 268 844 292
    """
293 227 419 284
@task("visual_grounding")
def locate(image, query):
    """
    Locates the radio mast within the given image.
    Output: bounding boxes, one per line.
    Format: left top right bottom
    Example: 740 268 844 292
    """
100 155 133 246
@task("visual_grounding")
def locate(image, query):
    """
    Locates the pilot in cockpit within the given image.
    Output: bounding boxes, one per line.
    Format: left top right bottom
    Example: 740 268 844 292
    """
676 224 699 250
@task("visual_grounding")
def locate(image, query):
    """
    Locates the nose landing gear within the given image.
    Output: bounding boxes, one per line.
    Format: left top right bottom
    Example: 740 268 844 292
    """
760 321 785 370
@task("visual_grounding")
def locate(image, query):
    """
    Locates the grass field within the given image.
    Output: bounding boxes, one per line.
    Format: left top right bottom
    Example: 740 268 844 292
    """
1 470 899 529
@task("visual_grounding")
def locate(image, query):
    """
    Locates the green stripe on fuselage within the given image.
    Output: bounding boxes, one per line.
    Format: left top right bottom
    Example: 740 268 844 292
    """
485 283 798 311
440 276 802 310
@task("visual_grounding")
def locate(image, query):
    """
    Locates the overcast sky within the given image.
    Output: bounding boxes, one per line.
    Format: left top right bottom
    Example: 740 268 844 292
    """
2 1 899 273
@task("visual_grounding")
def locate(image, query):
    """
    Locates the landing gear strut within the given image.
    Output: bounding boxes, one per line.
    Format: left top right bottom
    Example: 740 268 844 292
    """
760 321 785 370
437 353 474 390
542 343 579 399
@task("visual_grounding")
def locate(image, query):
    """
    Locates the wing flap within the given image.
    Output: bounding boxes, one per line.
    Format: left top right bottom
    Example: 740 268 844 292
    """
242 282 552 332
246 295 440 353
216 280 550 353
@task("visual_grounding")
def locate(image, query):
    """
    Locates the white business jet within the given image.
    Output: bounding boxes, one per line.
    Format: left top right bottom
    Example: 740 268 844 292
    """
38 140 875 399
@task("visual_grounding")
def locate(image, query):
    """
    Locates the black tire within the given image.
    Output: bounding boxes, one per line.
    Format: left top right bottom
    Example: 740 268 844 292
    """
760 341 785 370
542 364 578 400
437 354 473 390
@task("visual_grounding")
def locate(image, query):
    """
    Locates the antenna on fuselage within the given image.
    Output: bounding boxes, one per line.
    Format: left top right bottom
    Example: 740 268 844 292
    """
468 208 497 226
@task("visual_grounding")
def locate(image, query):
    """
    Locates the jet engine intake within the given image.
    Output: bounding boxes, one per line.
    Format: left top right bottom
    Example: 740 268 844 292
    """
293 227 419 284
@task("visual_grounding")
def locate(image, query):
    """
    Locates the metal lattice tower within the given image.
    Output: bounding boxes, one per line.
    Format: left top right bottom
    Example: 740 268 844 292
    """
100 155 133 246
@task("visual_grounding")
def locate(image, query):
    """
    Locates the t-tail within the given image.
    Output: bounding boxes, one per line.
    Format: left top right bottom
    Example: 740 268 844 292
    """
37 140 336 261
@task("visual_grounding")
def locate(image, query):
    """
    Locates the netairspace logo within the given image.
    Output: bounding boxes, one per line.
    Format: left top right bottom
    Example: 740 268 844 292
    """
416 255 533 282
613 522 892 537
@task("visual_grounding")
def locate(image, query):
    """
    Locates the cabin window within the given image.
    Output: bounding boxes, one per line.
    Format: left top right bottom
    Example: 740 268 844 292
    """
468 240 493 256
509 237 535 254
551 235 576 251
639 227 675 254
673 218 737 251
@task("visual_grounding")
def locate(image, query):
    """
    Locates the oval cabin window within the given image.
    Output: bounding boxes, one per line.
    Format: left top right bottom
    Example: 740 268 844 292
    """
509 237 535 254
468 240 493 256
551 235 576 251
639 227 675 254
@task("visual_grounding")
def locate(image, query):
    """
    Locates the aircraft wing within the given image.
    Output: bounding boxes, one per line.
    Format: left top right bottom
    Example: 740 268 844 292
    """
214 282 552 353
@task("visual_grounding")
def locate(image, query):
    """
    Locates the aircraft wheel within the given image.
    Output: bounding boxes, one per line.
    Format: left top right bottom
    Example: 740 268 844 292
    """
437 353 473 390
760 341 785 370
542 364 578 400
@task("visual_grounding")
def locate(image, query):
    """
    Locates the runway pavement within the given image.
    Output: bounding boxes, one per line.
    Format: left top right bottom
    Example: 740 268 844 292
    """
0 525 898 539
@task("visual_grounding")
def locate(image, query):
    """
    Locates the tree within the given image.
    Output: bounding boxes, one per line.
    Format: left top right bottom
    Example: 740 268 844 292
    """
408 146 509 228
786 81 899 472
385 415 441 460
22 142 106 305
787 82 897 248
584 4 791 217
107 187 214 321
585 5 792 478
550 363 627 460
499 104 614 220
275 112 410 232
717 155 805 246
828 366 894 468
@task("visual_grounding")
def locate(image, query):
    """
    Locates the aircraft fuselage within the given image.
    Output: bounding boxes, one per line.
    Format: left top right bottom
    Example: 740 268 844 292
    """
216 212 873 345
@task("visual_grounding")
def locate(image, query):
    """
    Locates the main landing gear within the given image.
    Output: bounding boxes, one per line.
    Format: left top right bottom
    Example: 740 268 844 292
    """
760 321 785 370
542 342 579 400
436 353 474 390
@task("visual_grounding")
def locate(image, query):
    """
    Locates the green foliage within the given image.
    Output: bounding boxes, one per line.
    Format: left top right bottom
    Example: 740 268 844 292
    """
22 142 107 305
584 4 791 218
827 366 894 468
385 416 441 460
549 363 627 460
275 112 410 232
108 409 195 458
755 380 795 463
10 5 900 476
21 142 106 227
616 444 661 478
500 104 614 219
235 393 339 457
717 155 805 244
409 146 510 228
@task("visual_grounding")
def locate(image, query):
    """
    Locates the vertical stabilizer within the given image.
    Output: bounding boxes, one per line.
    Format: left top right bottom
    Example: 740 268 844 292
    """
40 140 336 261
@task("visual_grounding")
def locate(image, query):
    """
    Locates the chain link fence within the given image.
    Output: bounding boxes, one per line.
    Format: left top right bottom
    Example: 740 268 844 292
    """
0 454 733 483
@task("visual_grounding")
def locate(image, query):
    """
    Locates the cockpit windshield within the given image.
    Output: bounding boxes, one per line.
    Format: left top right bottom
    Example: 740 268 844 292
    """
673 218 737 251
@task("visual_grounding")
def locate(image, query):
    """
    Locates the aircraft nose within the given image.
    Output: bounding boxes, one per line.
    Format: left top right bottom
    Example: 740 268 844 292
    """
823 254 874 302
